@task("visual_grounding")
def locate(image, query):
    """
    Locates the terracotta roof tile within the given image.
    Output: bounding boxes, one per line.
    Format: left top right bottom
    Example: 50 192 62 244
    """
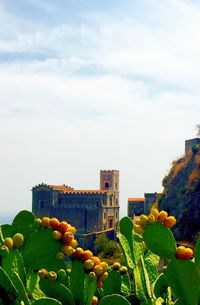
128 198 144 202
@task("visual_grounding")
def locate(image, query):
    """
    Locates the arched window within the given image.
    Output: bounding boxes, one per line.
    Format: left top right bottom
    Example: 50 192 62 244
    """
105 182 109 189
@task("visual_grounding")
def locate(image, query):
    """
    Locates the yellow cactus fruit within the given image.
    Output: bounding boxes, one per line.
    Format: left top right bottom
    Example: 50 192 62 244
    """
13 233 24 249
61 245 75 256
158 210 168 223
98 271 108 281
4 237 14 250
41 217 50 228
83 259 95 271
150 208 159 220
70 239 78 248
140 214 148 226
38 268 48 279
134 217 141 225
93 264 104 276
48 271 57 282
92 256 101 266
119 266 128 275
67 225 77 235
92 296 98 305
81 250 93 261
52 230 62 240
100 262 108 273
88 271 97 280
163 216 176 229
133 224 144 235
112 262 121 270
148 214 155 224
56 252 65 260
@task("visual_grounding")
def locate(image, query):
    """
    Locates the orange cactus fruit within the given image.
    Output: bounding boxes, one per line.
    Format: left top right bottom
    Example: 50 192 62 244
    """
83 259 95 271
92 256 101 266
183 247 193 260
163 216 176 229
98 271 108 282
176 246 193 260
92 296 98 305
88 271 97 280
93 264 104 276
52 230 62 240
63 232 74 244
70 239 78 249
67 225 77 235
48 271 57 282
140 214 148 226
81 250 93 261
56 252 65 260
72 247 84 259
58 221 68 233
13 233 24 249
38 268 48 279
133 224 144 235
112 262 121 270
150 208 160 220
4 237 14 250
100 262 108 273
41 217 50 228
50 218 60 230
158 210 168 223
61 245 75 256
148 214 155 224
134 217 141 225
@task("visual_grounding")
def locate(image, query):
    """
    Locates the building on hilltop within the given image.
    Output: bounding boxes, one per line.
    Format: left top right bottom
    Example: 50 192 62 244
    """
127 193 157 218
32 170 119 234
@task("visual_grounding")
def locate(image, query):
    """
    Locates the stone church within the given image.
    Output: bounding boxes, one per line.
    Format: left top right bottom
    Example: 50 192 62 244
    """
32 170 119 234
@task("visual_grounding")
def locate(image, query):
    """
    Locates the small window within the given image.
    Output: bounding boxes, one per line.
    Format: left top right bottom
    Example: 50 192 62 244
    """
40 200 45 208
105 182 109 189
104 212 106 219
109 219 113 228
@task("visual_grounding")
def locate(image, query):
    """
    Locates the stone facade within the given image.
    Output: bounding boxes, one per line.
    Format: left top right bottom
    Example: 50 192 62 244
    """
127 193 157 218
32 170 119 234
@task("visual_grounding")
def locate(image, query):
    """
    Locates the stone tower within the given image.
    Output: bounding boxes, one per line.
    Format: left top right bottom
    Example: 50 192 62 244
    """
100 170 120 231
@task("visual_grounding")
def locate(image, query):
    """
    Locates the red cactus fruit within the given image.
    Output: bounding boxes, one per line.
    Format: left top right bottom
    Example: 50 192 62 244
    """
83 259 95 271
13 233 24 249
50 217 60 229
58 221 68 233
52 230 62 240
163 216 176 229
96 280 103 289
4 237 14 250
41 217 50 228
72 247 84 259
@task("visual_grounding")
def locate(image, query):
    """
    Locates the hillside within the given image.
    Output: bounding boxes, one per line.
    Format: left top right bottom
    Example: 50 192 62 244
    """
158 144 200 242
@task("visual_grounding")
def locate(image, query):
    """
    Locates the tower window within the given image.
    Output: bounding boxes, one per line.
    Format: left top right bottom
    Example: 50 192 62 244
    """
105 182 109 189
39 200 45 208
109 219 113 228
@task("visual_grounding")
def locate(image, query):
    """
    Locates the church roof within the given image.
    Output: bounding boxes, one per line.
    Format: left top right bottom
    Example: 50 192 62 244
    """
32 183 107 194
128 198 144 202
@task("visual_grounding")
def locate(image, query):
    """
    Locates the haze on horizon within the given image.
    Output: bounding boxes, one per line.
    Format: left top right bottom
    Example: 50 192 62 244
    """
0 0 200 222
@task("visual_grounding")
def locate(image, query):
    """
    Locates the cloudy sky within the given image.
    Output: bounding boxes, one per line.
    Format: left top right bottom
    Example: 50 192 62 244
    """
0 0 200 222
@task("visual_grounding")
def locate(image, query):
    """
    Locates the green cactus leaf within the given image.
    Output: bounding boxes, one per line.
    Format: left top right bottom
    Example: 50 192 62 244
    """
140 256 152 299
27 272 45 300
40 278 75 305
120 217 134 252
153 273 168 299
99 294 131 305
84 274 97 305
166 259 200 305
119 234 134 270
32 297 62 305
2 248 26 285
103 269 121 296
194 237 200 266
0 266 17 302
70 260 85 305
11 210 35 240
121 273 131 295
133 265 148 303
143 222 176 259
12 271 30 305
0 224 11 240
144 251 159 284
22 227 66 271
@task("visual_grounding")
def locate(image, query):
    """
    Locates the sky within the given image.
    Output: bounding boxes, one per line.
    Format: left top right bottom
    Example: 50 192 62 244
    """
0 0 200 223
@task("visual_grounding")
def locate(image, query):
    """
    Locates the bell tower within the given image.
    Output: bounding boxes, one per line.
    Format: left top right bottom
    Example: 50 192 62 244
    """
100 170 119 192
